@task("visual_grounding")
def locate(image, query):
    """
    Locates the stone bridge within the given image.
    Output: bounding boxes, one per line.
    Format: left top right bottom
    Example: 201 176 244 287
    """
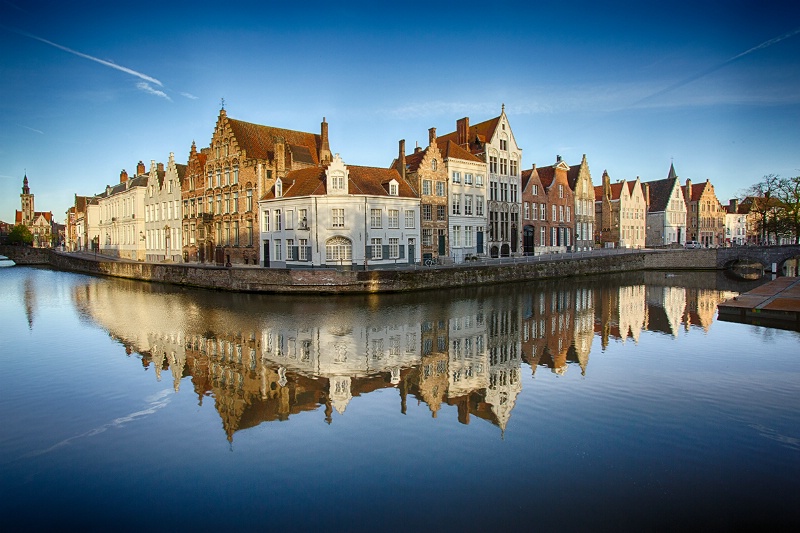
716 244 800 271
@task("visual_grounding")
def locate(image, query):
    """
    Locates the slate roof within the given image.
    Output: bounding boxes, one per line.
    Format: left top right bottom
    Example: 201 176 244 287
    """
226 117 322 165
263 165 417 200
644 177 678 212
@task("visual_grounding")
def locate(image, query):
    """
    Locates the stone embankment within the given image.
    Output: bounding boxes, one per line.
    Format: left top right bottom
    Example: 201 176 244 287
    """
1 245 724 294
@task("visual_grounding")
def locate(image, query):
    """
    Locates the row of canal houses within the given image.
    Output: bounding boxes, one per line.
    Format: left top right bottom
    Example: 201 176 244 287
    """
65 106 731 266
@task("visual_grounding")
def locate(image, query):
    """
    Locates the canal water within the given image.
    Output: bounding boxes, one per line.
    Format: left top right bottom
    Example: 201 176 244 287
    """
1 265 799 531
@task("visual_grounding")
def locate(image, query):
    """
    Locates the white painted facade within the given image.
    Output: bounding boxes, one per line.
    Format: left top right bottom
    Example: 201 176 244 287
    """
258 155 421 268
446 154 488 262
97 174 147 260
144 154 184 262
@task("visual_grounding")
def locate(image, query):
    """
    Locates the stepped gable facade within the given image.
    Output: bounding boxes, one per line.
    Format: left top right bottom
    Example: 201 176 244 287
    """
198 108 332 266
643 163 687 247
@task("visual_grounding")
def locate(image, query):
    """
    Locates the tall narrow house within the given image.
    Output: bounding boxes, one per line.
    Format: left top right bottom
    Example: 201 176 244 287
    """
437 105 522 257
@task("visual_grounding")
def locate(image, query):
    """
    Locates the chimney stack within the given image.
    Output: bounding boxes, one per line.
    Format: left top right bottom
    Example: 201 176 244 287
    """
157 162 164 173
320 117 331 163
398 139 406 180
428 127 437 146
456 117 469 146
137 161 145 175
685 179 692 202
120 170 128 183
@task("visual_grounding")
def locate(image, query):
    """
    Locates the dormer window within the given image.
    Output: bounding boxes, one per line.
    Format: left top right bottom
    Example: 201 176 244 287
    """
331 172 344 191
275 179 283 198
389 179 399 196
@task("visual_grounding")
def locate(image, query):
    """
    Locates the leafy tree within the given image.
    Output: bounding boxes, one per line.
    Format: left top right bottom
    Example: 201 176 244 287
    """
776 175 800 244
744 174 781 244
8 224 33 245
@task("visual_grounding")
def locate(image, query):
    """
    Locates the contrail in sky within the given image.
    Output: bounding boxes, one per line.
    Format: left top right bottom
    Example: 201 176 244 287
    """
634 26 800 106
5 26 163 87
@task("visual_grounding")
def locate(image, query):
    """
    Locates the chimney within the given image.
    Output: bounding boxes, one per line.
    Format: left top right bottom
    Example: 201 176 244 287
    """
685 178 692 202
729 199 739 213
414 141 422 154
157 162 164 173
274 135 285 175
428 127 437 146
603 170 611 197
643 183 650 206
556 155 562 163
120 170 129 183
320 117 331 163
137 161 145 175
456 117 469 146
398 139 406 180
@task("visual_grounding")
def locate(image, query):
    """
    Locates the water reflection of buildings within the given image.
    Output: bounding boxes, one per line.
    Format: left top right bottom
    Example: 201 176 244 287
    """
70 272 746 440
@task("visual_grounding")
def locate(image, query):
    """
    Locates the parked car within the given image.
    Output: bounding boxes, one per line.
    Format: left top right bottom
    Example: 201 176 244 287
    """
684 241 701 249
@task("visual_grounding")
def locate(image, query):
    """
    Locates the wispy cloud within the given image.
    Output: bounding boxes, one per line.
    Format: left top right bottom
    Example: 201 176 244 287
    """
137 82 171 101
20 125 44 134
633 26 800 107
7 27 164 87
180 92 199 100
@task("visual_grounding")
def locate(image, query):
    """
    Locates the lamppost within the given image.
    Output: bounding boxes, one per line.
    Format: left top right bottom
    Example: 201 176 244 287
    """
164 224 170 261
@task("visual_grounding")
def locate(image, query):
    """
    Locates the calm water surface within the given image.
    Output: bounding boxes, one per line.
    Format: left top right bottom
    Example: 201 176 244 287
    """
1 266 799 531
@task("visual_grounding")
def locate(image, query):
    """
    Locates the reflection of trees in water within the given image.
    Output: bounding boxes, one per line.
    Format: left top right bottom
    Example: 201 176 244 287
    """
72 270 766 439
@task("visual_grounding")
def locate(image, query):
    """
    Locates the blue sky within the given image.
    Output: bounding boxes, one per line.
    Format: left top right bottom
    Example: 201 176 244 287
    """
2 0 799 223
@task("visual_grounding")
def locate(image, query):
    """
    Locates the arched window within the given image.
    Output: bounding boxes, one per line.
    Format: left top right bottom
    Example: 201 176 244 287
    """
326 236 352 262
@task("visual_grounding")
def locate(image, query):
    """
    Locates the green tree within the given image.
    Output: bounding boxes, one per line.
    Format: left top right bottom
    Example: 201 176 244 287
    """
744 174 781 244
776 175 800 244
8 224 33 245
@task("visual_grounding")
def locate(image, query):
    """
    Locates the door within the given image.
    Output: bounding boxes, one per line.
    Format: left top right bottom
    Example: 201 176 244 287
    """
408 238 415 265
523 225 534 255
476 231 484 254
263 240 270 267
438 234 445 256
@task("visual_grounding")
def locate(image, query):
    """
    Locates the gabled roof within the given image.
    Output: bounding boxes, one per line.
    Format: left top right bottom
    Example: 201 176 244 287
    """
644 177 679 212
682 180 712 203
436 139 484 163
536 166 556 188
403 147 429 173
226 117 322 165
264 164 417 200
437 115 502 156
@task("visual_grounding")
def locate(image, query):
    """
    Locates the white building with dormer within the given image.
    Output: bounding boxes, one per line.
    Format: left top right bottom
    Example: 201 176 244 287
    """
258 154 421 268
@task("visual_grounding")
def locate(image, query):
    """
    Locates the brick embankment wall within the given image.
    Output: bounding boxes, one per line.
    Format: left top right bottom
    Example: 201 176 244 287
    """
0 245 725 294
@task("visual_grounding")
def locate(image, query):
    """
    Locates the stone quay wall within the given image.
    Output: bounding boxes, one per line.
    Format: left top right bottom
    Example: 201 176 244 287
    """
1 246 723 294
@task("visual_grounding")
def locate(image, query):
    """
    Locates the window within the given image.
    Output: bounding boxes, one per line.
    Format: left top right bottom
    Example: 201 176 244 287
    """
437 205 446 220
540 203 546 220
510 184 518 203
246 189 253 211
500 138 508 151
476 196 484 216
524 202 530 219
476 174 484 186
207 170 213 189
532 184 539 196
465 195 473 216
452 172 461 183
405 210 415 228
247 219 253 245
299 208 308 228
552 205 557 222
286 238 294 259
331 172 344 190
233 191 238 212
500 183 508 202
332 208 344 228
225 167 230 185
489 156 498 174
233 166 239 184
558 184 564 198
422 180 431 196
566 206 571 223
452 194 461 215
262 210 269 232
422 228 433 246
274 209 282 231
286 210 294 230
216 169 221 187
224 193 230 214
464 173 473 185
540 226 546 246
435 181 445 196
274 239 282 260
532 202 537 220
559 205 564 222
389 238 399 259
500 158 508 175
431 159 437 171
510 160 518 177
390 182 398 196
371 209 382 228
233 220 240 245
422 204 432 221
371 238 382 259
299 238 308 261
388 209 399 229
326 236 352 262
490 181 498 201
465 226 473 247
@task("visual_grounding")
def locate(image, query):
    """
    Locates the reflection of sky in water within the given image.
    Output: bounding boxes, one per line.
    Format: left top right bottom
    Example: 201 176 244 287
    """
2 266 799 530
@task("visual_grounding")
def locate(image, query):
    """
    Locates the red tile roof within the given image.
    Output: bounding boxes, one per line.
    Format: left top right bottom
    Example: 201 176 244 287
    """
436 139 484 163
226 117 322 164
264 165 417 200
438 115 501 155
